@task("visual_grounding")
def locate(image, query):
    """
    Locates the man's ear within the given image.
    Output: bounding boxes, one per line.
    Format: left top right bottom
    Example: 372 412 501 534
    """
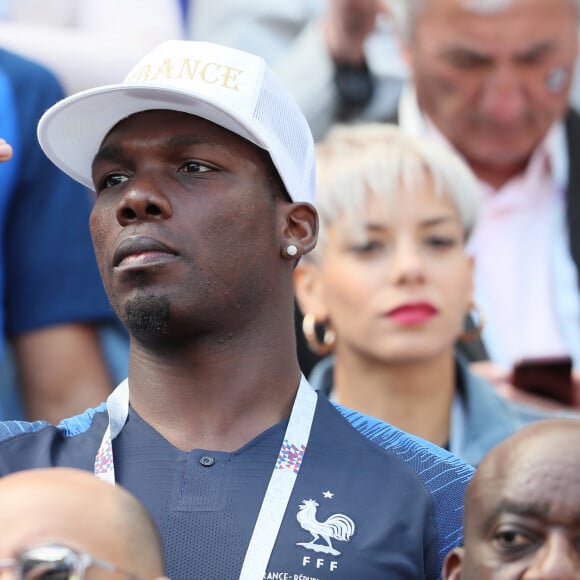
442 547 464 580
279 202 318 260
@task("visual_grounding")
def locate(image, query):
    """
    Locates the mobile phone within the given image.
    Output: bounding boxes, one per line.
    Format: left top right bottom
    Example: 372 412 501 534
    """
512 356 574 405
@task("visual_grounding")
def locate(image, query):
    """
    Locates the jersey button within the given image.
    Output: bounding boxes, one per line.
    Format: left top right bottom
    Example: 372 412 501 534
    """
199 455 215 467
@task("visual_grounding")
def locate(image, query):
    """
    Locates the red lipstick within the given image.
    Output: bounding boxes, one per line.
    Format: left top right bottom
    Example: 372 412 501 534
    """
386 302 438 326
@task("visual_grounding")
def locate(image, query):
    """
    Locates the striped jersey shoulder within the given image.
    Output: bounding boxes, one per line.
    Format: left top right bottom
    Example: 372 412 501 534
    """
334 403 473 561
0 402 107 441
336 404 473 476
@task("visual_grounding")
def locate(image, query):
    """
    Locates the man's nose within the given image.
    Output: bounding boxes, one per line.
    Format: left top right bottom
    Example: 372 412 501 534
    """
115 175 173 225
525 532 579 579
479 66 527 124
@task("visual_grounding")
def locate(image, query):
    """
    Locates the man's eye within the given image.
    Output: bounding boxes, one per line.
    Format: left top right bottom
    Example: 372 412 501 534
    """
99 173 129 190
494 529 535 551
180 161 211 174
446 52 491 70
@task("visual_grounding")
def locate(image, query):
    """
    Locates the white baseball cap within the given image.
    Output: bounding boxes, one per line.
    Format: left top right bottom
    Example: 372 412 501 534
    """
37 40 315 204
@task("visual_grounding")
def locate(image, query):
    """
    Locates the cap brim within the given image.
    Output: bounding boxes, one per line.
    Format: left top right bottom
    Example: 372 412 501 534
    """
38 83 267 190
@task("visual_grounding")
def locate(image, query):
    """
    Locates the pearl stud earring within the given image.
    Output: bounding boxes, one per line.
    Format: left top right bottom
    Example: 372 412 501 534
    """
286 244 298 257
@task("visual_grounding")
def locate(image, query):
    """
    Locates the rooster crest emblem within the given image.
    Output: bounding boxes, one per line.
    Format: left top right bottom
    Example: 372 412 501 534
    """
296 498 356 556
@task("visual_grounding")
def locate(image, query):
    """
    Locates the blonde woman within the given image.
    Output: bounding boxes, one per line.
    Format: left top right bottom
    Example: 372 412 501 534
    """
295 123 559 466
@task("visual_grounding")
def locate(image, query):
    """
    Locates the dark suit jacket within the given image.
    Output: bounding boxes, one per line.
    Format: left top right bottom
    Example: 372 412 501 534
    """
565 109 580 279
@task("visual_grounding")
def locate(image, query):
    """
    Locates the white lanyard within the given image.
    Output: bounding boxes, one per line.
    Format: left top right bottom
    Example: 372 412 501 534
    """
94 375 317 579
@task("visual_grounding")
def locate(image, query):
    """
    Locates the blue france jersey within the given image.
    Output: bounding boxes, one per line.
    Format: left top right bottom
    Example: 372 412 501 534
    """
0 394 472 579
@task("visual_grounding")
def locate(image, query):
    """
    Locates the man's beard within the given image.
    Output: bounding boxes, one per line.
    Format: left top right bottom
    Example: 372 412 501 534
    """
123 293 170 342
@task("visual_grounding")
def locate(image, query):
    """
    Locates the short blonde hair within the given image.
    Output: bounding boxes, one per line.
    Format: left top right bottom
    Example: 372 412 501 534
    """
308 123 481 261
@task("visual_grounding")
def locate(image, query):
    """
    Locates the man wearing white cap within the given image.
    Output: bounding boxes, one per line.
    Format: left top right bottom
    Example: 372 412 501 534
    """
0 40 472 579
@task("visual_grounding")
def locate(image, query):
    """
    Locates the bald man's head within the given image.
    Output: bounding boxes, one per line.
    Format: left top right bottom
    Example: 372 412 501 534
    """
0 468 167 579
444 418 580 579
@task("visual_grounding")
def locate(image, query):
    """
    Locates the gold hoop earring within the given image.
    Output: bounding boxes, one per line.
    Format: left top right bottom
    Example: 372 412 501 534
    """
302 313 336 356
459 302 486 342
